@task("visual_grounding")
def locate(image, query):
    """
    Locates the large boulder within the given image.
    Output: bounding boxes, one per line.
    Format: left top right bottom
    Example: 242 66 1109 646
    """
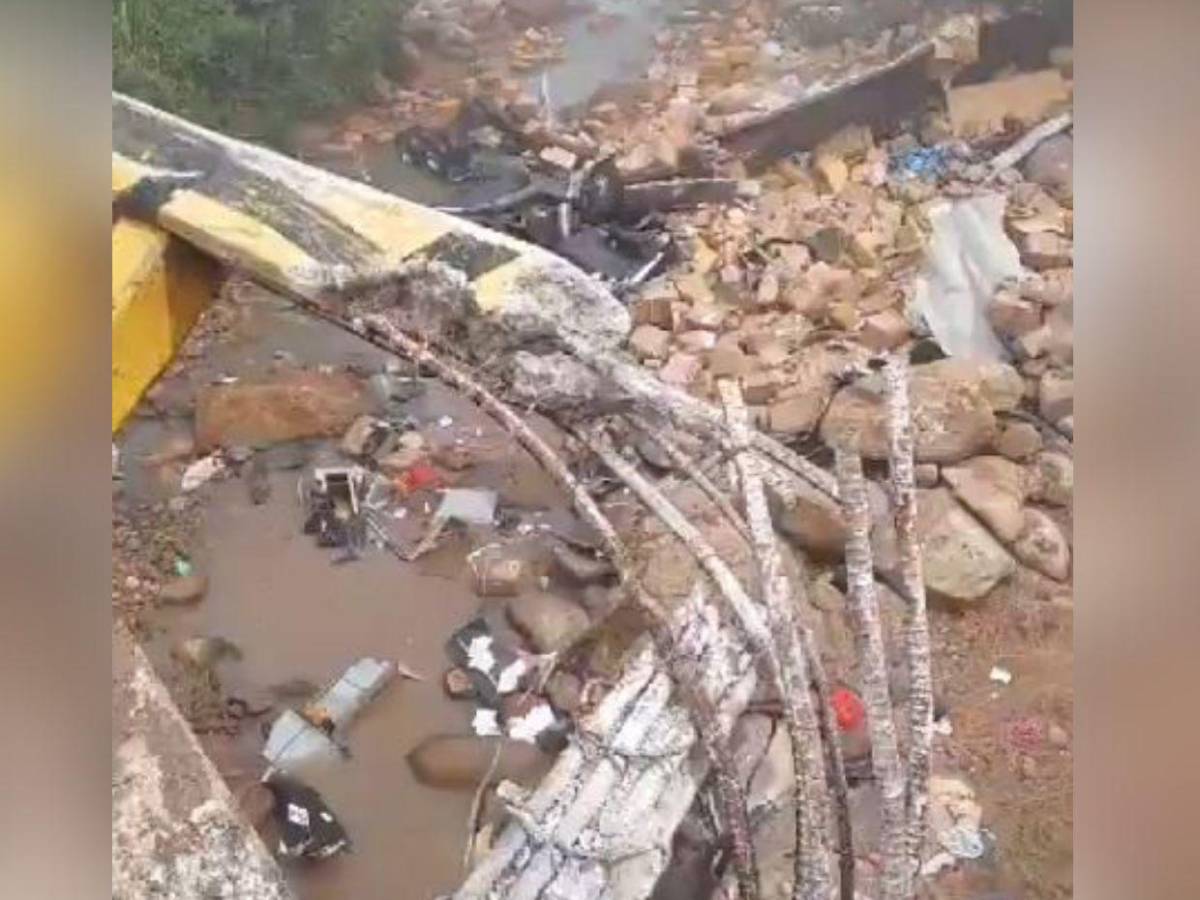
875 488 1016 601
942 455 1029 543
820 360 1007 463
194 371 371 451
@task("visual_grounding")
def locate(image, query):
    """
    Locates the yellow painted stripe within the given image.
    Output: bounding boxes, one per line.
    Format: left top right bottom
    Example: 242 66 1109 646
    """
111 218 215 432
314 192 453 268
473 258 532 312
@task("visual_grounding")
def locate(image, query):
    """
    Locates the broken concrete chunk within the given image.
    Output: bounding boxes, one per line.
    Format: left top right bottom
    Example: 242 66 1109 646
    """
988 292 1043 337
659 352 703 387
632 296 677 330
741 370 780 405
195 371 370 451
677 330 717 353
1020 232 1072 270
707 344 752 378
629 324 673 360
813 153 849 194
861 308 911 351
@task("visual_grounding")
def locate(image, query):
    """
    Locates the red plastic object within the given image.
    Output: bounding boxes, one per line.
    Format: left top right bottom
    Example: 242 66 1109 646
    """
396 463 444 495
831 687 866 732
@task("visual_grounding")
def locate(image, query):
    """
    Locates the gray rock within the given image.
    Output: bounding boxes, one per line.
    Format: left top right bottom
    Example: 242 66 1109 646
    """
995 421 1044 461
551 543 616 585
821 360 999 463
1012 509 1070 581
545 671 583 714
506 593 591 652
510 351 600 411
1031 451 1073 506
877 488 1016 601
634 434 674 471
942 456 1029 543
1039 370 1073 421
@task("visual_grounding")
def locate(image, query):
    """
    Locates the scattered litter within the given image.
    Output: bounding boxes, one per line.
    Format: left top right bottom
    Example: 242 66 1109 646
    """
989 665 1013 685
263 657 396 767
214 375 239 385
394 658 426 682
892 145 949 180
437 415 454 428
181 453 225 492
466 634 497 675
448 618 524 706
506 701 556 744
174 556 194 578
831 687 866 731
913 193 1020 362
473 708 502 737
438 488 498 526
496 658 528 694
112 443 120 479
263 770 351 859
933 715 954 737
395 463 444 496
302 466 368 553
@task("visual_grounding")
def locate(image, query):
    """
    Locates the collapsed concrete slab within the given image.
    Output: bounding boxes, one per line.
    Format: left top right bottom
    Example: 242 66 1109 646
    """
112 624 292 900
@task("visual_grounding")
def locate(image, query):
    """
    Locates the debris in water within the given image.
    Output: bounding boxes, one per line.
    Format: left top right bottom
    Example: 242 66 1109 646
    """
181 453 225 492
262 657 396 767
473 708 502 737
506 701 556 744
438 415 454 428
302 466 368 553
438 488 498 526
263 770 351 859
989 665 1013 685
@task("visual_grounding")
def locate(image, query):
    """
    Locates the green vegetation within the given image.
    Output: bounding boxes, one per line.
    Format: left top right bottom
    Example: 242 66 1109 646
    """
113 0 408 145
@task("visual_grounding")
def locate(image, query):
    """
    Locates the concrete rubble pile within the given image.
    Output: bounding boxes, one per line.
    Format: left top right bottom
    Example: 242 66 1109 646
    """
113 1 1073 898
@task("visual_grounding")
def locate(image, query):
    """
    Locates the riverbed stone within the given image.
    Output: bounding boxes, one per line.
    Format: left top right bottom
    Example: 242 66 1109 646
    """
195 371 371 451
506 593 591 652
406 736 550 790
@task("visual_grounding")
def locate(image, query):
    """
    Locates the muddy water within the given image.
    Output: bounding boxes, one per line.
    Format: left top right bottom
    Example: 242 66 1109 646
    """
127 292 584 899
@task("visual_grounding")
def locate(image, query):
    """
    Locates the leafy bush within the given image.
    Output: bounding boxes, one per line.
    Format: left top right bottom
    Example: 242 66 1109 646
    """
113 0 407 146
